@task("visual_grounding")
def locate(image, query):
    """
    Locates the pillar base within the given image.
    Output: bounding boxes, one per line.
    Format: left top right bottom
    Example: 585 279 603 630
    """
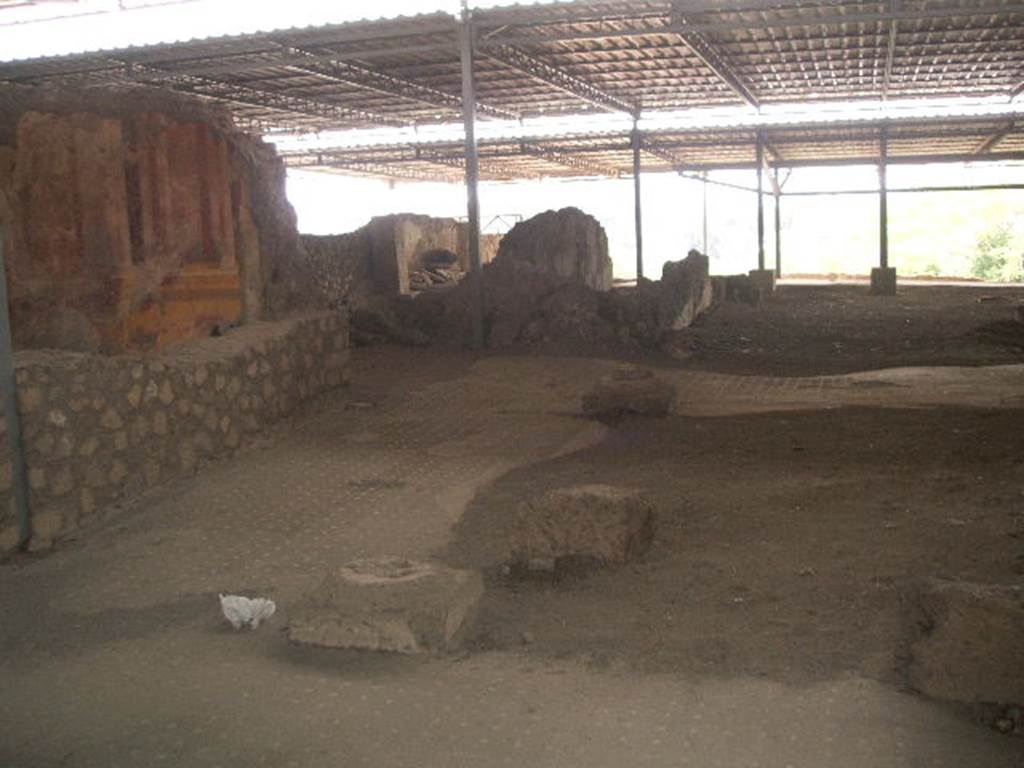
748 269 776 296
870 267 897 296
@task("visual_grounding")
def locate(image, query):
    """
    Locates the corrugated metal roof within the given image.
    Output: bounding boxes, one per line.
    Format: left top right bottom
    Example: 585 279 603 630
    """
0 1 461 62
1 0 1022 179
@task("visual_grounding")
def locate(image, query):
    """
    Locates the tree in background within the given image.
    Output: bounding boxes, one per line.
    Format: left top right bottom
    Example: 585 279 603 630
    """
971 222 1024 282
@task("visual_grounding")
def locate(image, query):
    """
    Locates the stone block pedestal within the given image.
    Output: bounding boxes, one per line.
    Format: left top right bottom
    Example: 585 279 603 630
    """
748 269 777 296
581 366 676 419
870 267 897 295
510 485 656 573
288 557 484 654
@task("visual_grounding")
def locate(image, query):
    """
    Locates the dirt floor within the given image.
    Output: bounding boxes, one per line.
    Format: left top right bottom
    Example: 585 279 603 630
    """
679 283 1024 376
448 406 1024 685
1 285 1023 767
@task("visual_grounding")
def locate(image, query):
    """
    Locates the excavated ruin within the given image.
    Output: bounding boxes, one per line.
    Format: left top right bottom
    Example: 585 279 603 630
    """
324 207 720 351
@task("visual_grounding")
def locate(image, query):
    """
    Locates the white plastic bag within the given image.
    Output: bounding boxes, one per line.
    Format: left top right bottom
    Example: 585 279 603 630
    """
219 594 276 630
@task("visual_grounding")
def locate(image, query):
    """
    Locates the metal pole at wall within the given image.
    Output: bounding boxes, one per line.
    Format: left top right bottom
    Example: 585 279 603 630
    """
0 227 31 549
879 126 889 270
702 171 709 255
774 186 782 279
756 132 765 271
459 3 485 350
632 124 644 281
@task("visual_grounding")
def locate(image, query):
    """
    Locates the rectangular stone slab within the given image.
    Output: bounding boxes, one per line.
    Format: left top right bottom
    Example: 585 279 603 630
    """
510 484 655 570
288 557 484 654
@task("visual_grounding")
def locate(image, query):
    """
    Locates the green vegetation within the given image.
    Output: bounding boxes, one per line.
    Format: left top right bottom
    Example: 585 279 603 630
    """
970 222 1024 282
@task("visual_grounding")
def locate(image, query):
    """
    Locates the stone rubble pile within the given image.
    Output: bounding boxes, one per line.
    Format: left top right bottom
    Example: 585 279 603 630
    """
408 250 466 292
343 208 739 351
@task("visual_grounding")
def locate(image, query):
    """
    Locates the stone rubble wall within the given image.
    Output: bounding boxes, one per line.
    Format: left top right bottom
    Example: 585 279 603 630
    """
0 311 350 552
300 231 374 310
300 215 502 307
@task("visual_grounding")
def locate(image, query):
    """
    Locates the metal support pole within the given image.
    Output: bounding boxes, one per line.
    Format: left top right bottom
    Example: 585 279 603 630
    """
879 127 889 270
756 133 765 271
0 227 31 549
459 5 485 349
701 171 709 255
632 125 644 281
774 187 782 279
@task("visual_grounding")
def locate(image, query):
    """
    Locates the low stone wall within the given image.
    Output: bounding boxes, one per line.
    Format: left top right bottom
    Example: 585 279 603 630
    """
0 311 350 552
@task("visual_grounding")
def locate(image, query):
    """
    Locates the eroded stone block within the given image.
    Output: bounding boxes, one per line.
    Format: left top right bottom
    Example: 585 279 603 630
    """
582 366 676 418
510 485 655 572
288 557 483 654
870 267 897 296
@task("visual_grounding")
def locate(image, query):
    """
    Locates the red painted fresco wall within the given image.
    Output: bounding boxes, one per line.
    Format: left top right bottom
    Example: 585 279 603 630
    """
0 93 303 354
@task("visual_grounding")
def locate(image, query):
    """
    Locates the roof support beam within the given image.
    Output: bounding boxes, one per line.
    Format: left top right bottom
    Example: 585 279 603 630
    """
272 42 519 121
107 58 404 128
882 0 899 99
756 131 766 271
519 142 621 177
879 126 889 270
762 142 782 196
672 2 760 109
484 43 639 117
640 140 688 169
676 151 1024 171
312 161 461 183
633 125 644 281
460 5 486 350
974 120 1016 154
483 5 1024 46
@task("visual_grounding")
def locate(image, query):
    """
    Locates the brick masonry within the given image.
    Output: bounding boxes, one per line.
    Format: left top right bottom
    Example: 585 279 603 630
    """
0 311 350 552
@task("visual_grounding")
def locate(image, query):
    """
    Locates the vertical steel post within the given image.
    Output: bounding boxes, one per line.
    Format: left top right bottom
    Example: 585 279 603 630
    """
879 126 889 270
0 227 31 549
459 4 485 349
756 132 766 271
701 171 709 255
632 124 644 281
774 185 782 279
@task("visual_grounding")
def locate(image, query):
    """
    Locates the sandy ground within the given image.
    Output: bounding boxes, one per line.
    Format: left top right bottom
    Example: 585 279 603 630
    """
679 283 1024 376
2 286 1023 767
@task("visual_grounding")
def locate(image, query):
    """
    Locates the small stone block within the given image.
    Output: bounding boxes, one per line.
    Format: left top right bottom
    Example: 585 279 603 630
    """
582 367 676 418
870 267 897 296
510 485 655 572
748 269 777 296
288 557 483 654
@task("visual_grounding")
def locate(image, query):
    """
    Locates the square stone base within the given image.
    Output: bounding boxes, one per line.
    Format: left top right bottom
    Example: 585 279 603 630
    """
748 269 776 296
870 267 897 296
511 484 656 571
288 557 484 654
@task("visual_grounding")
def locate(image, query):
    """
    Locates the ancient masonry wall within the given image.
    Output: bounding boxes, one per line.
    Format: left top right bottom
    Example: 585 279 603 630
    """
0 311 350 552
0 85 312 354
300 215 502 306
